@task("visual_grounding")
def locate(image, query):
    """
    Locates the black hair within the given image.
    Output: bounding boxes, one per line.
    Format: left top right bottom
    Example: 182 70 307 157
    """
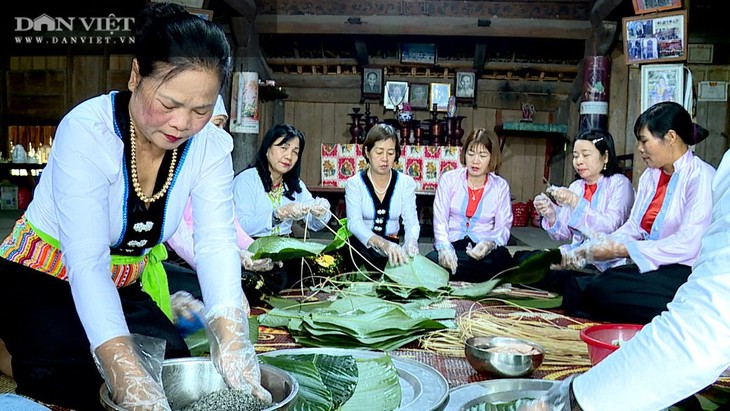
633 101 709 146
254 124 306 200
134 3 231 89
573 128 620 177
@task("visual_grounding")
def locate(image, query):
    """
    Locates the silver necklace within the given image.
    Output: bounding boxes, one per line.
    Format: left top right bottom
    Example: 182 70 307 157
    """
368 169 392 195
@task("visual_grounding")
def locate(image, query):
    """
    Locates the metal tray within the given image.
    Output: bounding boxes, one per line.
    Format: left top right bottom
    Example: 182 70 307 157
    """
442 379 559 411
261 348 449 411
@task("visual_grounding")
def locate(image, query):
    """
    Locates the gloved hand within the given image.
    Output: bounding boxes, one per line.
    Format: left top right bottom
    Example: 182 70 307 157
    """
309 197 331 219
205 305 272 404
368 235 408 267
240 249 274 272
586 236 628 262
466 240 497 260
517 375 576 411
93 334 171 411
437 245 458 274
274 202 309 222
533 193 556 225
171 291 205 337
401 238 420 258
546 186 579 209
550 247 587 271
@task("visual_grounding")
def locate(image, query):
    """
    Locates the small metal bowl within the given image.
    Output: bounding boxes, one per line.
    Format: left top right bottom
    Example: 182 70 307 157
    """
464 336 545 378
100 358 298 410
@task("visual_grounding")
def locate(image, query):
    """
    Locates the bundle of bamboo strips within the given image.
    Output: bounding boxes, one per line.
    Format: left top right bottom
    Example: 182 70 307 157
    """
420 299 592 367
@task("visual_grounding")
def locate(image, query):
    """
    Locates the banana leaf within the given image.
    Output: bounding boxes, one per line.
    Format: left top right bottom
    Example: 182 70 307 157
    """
321 218 352 254
249 236 326 260
383 255 449 292
464 398 535 411
259 353 359 411
450 279 501 299
501 248 561 285
185 316 259 356
340 355 401 411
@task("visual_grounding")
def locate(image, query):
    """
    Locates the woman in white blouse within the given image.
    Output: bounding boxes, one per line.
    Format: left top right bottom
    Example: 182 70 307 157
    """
344 124 420 271
232 124 331 290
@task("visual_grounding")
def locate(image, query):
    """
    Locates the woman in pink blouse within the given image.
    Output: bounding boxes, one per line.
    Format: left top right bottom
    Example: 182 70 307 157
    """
560 102 715 324
426 129 515 282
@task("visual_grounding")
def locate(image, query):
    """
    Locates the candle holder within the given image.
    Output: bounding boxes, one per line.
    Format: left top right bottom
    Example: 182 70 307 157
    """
363 103 378 133
348 107 364 144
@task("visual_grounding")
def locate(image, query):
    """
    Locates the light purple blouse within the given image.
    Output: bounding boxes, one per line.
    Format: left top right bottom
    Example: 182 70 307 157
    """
604 150 715 273
433 168 512 249
542 174 634 254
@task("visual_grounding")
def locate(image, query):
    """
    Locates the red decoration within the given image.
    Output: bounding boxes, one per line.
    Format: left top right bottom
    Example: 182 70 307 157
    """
17 187 32 210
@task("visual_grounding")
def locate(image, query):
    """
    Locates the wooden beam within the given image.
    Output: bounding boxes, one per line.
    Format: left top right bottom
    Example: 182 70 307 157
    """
474 43 487 73
221 0 257 21
266 57 580 74
590 0 624 27
354 41 369 66
256 15 592 39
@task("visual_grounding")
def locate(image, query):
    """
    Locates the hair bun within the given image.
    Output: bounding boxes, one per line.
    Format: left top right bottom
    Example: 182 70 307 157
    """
692 124 710 145
135 3 187 38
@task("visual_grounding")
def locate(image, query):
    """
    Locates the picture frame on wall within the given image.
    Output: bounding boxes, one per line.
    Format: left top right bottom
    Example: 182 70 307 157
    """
401 43 437 65
454 70 476 101
641 63 684 112
384 81 409 110
409 83 430 110
361 66 384 100
623 10 687 65
631 0 682 15
429 83 451 112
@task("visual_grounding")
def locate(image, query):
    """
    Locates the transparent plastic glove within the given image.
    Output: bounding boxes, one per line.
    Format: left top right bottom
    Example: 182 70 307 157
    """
368 235 408 266
517 375 575 411
171 291 205 337
401 238 420 258
309 197 331 219
550 248 587 271
274 202 310 222
466 240 497 260
93 334 171 411
533 193 556 224
546 186 579 208
205 305 272 404
437 246 458 274
586 236 627 262
240 249 274 272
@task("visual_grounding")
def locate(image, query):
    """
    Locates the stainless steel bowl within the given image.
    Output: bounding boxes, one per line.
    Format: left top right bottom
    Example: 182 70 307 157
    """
100 358 298 410
464 336 545 378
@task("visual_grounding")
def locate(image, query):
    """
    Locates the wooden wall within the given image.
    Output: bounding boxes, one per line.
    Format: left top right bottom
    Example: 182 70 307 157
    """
275 74 573 202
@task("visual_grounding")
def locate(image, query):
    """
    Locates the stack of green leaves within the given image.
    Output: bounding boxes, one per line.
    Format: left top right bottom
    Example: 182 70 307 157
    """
464 398 535 411
258 295 454 351
259 353 401 411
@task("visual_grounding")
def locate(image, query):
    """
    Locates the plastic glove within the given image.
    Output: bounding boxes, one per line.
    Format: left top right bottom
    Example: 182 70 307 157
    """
368 235 408 267
240 249 274 272
401 238 420 258
93 334 171 411
550 247 587 271
533 193 556 224
546 186 579 208
205 305 272 404
309 197 331 219
171 291 205 337
437 246 458 274
517 375 576 411
586 236 628 262
466 240 497 260
274 202 310 222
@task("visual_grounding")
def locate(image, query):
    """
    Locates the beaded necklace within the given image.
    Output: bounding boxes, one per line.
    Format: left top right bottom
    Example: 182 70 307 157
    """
129 121 178 205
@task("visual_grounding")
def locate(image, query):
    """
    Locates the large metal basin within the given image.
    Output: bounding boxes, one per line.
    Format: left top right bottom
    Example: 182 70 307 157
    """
100 358 298 411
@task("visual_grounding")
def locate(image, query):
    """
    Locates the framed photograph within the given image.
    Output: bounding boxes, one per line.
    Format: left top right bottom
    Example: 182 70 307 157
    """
401 43 437 65
185 7 214 21
361 66 384 99
623 10 687 65
384 81 409 110
632 0 682 15
455 71 476 100
429 83 451 112
409 83 430 110
641 63 684 112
